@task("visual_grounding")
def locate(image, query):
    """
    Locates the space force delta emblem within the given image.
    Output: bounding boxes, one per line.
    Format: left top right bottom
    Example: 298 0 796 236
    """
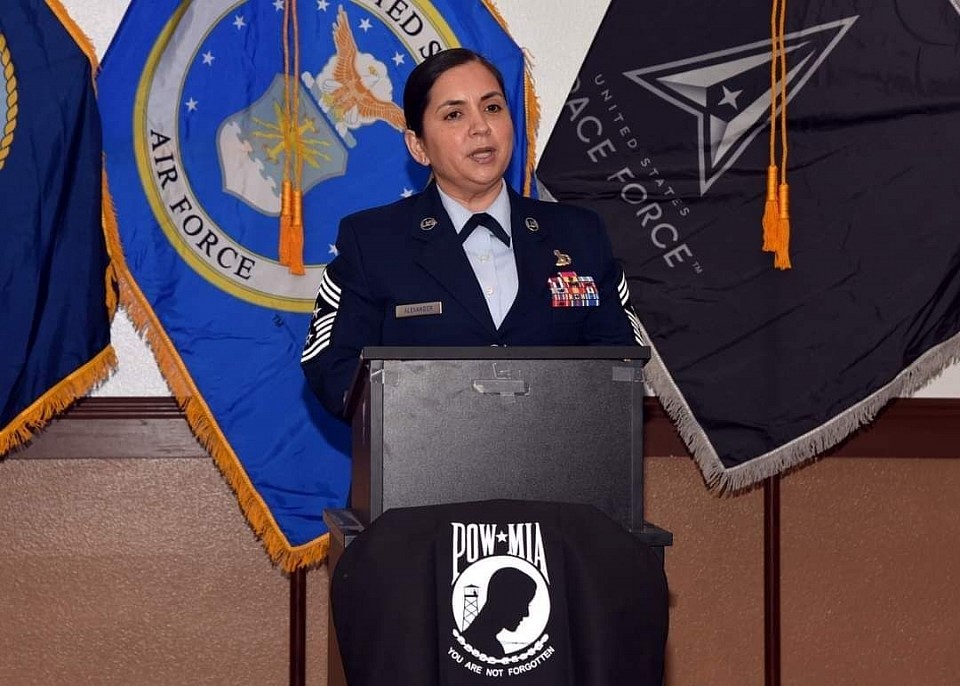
443 520 568 682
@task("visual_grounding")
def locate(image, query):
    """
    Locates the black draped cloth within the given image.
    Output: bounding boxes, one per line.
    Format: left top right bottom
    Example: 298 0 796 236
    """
331 500 668 685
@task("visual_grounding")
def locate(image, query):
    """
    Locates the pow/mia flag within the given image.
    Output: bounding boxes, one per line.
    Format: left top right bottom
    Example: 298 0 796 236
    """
537 0 960 489
331 501 668 685
98 0 534 569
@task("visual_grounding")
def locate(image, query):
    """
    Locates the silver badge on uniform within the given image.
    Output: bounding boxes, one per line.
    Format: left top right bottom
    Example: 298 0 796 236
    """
525 217 540 232
420 217 437 231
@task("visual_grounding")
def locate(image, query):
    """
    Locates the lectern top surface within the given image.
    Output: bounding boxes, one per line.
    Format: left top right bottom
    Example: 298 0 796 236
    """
360 345 650 361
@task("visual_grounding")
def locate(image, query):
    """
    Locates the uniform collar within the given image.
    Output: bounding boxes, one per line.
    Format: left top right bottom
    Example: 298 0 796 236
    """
435 180 512 239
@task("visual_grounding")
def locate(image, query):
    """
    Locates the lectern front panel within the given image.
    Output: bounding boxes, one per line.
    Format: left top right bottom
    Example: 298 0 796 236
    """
351 352 645 532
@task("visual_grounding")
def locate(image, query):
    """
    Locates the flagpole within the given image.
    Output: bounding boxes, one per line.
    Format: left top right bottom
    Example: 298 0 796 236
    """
290 569 307 686
764 476 782 686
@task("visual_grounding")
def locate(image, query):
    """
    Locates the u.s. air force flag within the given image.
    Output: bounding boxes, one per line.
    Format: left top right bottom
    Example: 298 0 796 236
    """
537 0 960 489
1 0 115 456
98 0 535 569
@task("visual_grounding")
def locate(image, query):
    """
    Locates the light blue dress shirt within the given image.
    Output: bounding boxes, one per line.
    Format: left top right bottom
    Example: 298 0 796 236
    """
437 182 518 329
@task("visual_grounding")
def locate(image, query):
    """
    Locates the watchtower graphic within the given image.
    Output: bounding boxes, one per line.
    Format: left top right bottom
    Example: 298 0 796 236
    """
462 584 480 630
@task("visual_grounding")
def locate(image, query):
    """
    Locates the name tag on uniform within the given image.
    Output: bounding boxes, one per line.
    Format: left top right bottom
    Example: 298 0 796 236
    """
395 301 443 318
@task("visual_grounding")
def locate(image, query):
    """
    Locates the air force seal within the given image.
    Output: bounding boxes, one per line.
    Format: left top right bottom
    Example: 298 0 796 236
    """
135 0 460 311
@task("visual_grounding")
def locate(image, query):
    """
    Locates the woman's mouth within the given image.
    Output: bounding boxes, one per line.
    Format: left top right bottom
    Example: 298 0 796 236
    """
469 147 496 163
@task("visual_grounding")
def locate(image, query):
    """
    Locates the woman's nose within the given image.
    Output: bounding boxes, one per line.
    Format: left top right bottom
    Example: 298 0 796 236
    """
468 109 491 135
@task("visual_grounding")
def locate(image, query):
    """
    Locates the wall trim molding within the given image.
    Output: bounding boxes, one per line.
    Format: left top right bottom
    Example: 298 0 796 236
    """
645 397 960 459
8 396 960 460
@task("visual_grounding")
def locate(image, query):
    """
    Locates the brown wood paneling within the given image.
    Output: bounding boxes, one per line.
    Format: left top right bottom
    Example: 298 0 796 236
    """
5 396 960 686
645 456 766 686
13 396 960 461
0 457 328 686
779 458 960 686
10 399 202 460
644 397 960 460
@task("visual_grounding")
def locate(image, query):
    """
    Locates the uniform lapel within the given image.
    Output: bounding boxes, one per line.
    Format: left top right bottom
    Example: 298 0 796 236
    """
500 189 552 335
411 184 497 335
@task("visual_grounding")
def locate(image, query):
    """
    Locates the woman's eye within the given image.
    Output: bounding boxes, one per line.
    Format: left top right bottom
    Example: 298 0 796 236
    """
486 103 503 113
444 110 462 120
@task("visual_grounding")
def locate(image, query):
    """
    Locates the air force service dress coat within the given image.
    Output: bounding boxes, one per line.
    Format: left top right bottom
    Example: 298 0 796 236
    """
301 182 643 416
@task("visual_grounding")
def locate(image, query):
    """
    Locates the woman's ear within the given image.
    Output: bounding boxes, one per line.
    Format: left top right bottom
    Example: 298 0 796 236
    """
404 129 430 167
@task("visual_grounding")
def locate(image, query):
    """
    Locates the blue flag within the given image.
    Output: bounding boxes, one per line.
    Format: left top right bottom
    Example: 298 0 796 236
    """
0 0 115 455
98 0 535 570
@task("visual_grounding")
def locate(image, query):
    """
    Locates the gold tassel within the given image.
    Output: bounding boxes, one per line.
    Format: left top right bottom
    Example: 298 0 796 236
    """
762 0 781 261
277 0 306 274
279 179 293 267
774 0 792 270
288 189 305 275
775 183 792 270
762 165 780 251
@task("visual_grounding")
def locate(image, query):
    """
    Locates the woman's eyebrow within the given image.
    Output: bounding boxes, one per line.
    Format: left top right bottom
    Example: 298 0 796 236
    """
434 91 504 111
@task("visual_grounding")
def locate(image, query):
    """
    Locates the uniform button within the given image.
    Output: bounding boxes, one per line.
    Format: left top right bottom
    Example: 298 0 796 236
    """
485 287 495 296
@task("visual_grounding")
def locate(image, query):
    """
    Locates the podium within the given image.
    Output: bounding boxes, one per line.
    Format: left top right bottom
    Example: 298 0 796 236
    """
325 347 672 685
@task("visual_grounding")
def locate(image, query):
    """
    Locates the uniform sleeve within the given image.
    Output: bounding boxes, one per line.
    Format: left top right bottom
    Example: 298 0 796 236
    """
583 211 645 346
301 217 383 417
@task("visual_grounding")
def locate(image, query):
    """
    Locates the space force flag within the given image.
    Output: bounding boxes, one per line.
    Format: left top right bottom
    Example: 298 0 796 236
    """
98 0 535 569
0 0 115 456
537 0 960 489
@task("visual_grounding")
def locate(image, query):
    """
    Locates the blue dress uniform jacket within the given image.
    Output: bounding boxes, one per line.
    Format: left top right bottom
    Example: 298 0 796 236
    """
301 182 643 416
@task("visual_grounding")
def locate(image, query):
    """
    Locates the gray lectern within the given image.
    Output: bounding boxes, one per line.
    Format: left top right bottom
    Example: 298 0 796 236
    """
324 347 672 686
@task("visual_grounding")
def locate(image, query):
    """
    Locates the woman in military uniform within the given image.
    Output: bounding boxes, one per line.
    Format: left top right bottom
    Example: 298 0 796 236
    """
301 48 642 416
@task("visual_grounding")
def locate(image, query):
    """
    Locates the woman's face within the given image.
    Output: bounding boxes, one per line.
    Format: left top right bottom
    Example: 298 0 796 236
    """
404 60 514 209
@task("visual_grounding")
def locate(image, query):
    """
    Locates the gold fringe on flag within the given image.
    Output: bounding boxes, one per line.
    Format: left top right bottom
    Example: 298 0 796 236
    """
0 348 117 455
1 0 118 456
102 171 329 571
44 0 99 72
98 0 323 571
481 0 540 198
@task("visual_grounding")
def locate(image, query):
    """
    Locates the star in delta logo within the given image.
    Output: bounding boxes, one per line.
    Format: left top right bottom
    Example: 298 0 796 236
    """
0 29 18 172
447 521 556 678
624 16 858 195
134 0 457 311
